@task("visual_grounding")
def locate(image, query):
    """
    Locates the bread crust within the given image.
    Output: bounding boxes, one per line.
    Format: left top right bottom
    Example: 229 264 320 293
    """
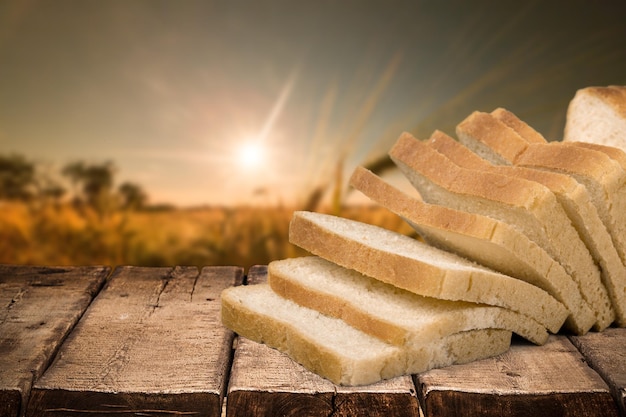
456 111 528 164
491 108 548 144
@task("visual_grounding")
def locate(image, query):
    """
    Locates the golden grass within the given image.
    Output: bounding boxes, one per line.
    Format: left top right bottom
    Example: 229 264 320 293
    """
0 202 414 271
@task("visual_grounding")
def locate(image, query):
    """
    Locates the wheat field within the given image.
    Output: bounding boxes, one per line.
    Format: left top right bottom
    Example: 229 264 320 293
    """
0 202 414 271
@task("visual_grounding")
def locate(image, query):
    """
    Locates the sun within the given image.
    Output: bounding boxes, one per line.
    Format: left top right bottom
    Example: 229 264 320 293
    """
237 140 265 169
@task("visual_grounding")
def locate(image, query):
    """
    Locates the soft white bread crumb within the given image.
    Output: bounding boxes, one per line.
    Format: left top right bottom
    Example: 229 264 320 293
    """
564 86 626 149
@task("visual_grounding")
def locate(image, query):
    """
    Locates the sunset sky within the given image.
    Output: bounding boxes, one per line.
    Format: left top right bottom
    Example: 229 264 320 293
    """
1 1 626 206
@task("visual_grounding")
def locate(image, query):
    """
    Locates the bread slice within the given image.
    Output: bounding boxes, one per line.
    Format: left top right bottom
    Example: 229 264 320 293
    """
349 166 595 334
563 85 626 149
221 283 512 386
389 132 613 330
288 211 568 333
427 131 625 327
268 256 550 344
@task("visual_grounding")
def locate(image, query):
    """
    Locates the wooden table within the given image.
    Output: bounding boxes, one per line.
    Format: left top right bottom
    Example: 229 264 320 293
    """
1 264 624 417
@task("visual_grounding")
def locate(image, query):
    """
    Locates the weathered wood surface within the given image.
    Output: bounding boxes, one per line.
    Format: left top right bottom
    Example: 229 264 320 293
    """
417 335 620 417
225 265 421 417
0 265 109 417
570 328 626 416
2 264 626 417
26 265 243 417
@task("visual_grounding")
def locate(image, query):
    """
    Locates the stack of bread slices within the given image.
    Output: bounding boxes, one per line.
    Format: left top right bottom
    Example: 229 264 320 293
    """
221 85 626 386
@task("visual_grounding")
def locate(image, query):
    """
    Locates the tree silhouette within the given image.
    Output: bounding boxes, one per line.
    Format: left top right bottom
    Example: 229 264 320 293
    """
119 181 148 210
0 154 36 201
62 161 116 214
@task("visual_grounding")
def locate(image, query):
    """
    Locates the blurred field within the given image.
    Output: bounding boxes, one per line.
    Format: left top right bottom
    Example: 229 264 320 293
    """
0 202 415 271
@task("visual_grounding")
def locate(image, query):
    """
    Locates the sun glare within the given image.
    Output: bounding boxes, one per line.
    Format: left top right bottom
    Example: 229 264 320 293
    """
237 141 264 169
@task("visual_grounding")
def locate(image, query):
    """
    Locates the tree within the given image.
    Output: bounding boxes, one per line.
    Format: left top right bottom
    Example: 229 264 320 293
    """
0 154 36 201
119 181 148 210
62 161 116 214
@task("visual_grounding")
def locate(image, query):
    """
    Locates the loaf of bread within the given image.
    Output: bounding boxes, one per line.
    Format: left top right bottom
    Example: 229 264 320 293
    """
564 85 626 149
221 283 512 386
349 165 594 334
220 93 624 387
288 210 568 333
268 256 550 345
389 131 614 330
427 130 626 328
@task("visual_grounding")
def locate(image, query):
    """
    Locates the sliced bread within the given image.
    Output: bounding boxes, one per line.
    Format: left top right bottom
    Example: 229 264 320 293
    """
349 165 595 334
516 142 626 263
221 283 512 386
389 132 613 330
456 110 626 273
268 256 550 344
563 85 626 149
427 131 626 327
288 210 568 333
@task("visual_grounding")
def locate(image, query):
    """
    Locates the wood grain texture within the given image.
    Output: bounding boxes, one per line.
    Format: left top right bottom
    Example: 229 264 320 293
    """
226 265 420 417
26 265 243 417
570 328 626 416
0 265 109 417
417 335 620 417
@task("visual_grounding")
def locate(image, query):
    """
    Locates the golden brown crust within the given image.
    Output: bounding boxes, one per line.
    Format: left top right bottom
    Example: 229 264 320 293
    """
350 166 496 240
491 108 548 144
390 132 550 209
517 142 619 179
567 141 626 170
456 111 529 163
427 131 580 195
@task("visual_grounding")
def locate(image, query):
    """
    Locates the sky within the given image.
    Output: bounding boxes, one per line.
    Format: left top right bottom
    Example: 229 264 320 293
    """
1 0 626 207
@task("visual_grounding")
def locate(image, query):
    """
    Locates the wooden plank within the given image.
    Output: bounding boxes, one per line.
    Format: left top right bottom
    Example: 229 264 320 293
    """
417 335 620 417
0 265 109 417
569 328 626 416
26 265 243 417
225 265 421 417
